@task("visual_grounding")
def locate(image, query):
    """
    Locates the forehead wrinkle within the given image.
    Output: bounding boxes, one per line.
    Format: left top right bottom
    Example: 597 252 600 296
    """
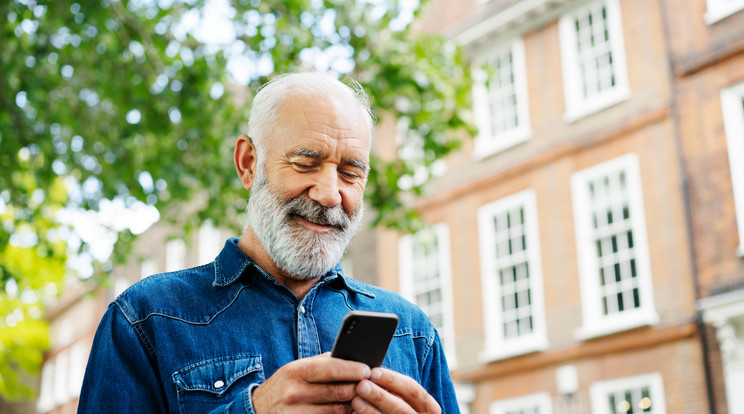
294 94 367 136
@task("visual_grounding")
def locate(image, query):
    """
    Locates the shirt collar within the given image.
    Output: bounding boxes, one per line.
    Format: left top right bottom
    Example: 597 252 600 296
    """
212 238 254 287
213 238 375 298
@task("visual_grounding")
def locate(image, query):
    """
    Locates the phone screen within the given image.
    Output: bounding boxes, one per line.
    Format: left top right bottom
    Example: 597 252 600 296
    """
330 310 399 368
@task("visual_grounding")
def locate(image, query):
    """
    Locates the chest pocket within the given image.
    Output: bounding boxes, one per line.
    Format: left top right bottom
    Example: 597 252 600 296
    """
172 354 264 414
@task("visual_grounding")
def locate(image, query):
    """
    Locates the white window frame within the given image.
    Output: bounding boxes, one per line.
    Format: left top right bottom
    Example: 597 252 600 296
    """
699 290 744 414
705 0 744 24
114 274 130 297
490 392 553 414
589 372 667 414
53 349 69 405
198 220 222 265
572 153 659 339
472 37 531 159
399 223 457 366
68 341 87 398
165 238 186 272
559 0 630 122
478 189 548 361
141 257 157 280
37 359 55 412
721 81 744 256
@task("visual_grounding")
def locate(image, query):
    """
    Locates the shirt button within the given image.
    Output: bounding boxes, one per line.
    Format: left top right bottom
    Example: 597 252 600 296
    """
300 305 306 314
214 380 225 389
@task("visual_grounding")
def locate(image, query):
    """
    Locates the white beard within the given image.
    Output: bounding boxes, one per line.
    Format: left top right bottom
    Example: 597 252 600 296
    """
245 169 363 280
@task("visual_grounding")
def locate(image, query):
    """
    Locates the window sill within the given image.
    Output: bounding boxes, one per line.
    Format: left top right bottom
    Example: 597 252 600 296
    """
574 311 660 341
478 337 548 363
563 88 631 124
704 5 744 25
735 244 744 258
473 128 531 160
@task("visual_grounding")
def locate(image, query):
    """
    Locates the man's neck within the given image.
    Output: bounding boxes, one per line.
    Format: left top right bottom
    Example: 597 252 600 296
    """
237 227 321 301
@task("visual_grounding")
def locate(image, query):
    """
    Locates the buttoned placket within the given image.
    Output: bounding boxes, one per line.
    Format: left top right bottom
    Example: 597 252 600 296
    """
295 283 323 359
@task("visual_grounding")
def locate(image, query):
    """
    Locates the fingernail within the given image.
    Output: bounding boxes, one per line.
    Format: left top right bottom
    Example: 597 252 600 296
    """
352 396 367 412
371 368 382 380
358 381 372 396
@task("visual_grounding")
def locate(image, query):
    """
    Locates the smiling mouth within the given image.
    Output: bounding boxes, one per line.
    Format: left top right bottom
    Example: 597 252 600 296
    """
293 215 341 232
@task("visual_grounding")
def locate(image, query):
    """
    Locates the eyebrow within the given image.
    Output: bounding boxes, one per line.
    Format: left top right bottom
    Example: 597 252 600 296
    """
290 148 323 159
289 148 369 172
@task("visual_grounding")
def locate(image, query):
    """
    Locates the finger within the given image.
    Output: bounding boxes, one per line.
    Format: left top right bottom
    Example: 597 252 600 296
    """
366 368 441 413
301 382 359 404
289 402 354 414
355 380 415 414
299 355 371 383
351 395 381 414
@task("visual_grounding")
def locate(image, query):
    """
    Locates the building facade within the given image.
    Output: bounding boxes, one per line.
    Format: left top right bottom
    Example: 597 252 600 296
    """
666 0 744 413
372 0 744 413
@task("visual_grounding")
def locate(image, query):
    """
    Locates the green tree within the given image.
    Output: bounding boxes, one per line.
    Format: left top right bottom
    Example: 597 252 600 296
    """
0 0 474 399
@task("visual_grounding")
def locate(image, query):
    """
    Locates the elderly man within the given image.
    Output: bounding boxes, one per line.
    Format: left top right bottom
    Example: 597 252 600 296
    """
78 73 458 413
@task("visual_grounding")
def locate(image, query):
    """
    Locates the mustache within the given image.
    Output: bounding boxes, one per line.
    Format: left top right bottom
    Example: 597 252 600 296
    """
283 195 352 230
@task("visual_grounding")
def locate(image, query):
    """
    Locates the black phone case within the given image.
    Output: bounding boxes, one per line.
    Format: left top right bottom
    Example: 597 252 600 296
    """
330 310 399 368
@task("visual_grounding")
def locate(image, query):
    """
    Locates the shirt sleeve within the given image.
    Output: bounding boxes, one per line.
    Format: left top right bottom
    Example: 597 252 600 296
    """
77 302 169 412
78 302 259 414
420 330 461 414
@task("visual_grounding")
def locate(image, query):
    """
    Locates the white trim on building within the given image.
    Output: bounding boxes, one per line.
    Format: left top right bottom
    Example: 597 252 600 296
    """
478 189 549 361
589 372 667 414
704 0 744 24
472 37 532 158
721 80 744 257
198 220 223 265
490 391 553 414
165 237 186 273
399 223 458 366
571 153 659 339
559 0 630 122
699 289 744 414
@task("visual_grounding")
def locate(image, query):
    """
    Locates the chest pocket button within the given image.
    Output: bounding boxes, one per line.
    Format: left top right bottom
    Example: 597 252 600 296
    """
173 354 263 395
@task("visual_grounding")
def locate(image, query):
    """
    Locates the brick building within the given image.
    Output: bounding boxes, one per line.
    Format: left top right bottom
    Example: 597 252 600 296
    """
364 0 744 413
666 0 744 413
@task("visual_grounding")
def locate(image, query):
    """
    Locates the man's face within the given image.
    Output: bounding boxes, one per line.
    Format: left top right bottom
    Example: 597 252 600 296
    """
246 92 371 279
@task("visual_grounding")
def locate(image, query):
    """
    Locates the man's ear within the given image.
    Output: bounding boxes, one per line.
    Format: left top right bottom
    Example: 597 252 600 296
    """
235 135 258 191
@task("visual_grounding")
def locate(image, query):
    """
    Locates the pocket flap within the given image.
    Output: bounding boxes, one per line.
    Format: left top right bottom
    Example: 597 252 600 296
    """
172 354 262 395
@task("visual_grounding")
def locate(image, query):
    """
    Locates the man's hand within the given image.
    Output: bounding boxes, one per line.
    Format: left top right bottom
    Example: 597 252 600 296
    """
350 367 442 414
252 353 371 414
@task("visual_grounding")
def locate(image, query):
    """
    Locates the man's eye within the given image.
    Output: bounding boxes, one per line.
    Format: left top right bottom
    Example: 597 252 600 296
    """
293 163 315 170
340 170 363 180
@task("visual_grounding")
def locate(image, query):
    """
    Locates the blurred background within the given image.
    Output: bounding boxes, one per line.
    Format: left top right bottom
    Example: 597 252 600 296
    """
2 0 744 413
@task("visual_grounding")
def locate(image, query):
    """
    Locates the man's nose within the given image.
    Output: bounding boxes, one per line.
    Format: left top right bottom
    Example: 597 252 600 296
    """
309 166 343 207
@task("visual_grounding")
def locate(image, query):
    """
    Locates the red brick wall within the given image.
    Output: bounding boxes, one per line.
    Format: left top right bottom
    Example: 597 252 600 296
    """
384 0 716 411
674 50 744 298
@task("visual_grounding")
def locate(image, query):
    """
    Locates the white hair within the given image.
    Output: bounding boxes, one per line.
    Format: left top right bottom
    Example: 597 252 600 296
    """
246 73 375 165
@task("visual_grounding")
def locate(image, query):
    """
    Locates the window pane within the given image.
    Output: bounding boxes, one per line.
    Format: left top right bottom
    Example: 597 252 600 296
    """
573 2 618 100
481 45 523 139
490 205 536 339
409 228 447 342
605 383 659 414
585 166 644 316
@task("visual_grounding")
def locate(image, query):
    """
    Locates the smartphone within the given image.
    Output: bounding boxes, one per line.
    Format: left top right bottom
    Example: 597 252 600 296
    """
331 310 399 368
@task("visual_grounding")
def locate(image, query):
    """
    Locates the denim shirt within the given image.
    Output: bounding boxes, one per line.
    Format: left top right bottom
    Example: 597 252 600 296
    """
78 238 459 413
